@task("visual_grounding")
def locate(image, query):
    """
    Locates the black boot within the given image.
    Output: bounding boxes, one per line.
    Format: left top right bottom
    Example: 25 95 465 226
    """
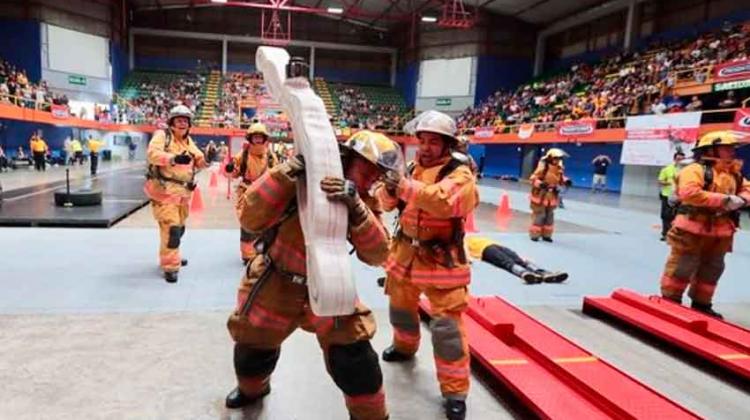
377 277 386 288
164 271 178 283
225 386 270 409
512 264 542 284
541 271 568 283
382 345 414 362
530 237 540 242
443 398 466 420
181 259 188 267
542 237 553 243
691 302 723 319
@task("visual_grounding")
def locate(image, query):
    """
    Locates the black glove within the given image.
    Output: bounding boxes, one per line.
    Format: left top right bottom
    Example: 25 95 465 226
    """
225 162 235 173
173 153 192 165
564 179 573 187
538 181 549 189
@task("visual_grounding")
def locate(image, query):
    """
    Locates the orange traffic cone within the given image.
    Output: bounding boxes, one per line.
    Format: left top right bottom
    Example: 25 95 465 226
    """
496 193 511 218
191 186 204 212
209 171 219 188
465 211 478 233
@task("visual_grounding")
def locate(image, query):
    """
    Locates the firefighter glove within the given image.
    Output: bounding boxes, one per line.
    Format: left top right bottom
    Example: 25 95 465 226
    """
723 195 747 211
173 153 192 165
281 154 305 179
320 176 369 225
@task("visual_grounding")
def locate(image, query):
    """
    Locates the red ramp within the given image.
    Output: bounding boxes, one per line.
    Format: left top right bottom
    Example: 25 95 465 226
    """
583 288 750 381
420 296 698 419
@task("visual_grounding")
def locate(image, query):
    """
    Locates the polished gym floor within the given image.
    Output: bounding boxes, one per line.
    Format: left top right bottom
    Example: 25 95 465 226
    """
0 163 748 419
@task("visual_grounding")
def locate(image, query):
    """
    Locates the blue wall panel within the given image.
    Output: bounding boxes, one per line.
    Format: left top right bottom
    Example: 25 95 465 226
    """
0 19 41 82
0 119 72 155
395 62 418 107
110 41 129 92
542 143 624 191
483 144 523 178
475 56 533 105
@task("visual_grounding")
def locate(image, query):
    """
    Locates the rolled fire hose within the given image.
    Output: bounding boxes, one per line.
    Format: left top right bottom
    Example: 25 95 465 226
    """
256 47 356 316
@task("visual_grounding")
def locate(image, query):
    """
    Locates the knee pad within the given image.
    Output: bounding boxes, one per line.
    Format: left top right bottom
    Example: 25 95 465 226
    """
167 226 183 249
430 317 464 361
389 306 419 333
328 340 383 396
234 344 280 378
240 228 256 242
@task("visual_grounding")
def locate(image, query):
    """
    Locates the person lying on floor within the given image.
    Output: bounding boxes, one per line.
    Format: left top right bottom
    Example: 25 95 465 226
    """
465 236 568 284
377 235 568 287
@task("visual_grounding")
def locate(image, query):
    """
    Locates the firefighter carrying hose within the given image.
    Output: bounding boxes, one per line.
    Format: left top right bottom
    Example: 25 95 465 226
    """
144 105 207 283
529 148 571 242
659 131 750 318
376 110 478 420
225 131 404 420
224 122 278 264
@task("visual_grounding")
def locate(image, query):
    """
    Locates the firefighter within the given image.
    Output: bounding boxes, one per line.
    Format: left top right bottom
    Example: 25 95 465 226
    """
660 131 750 318
529 148 570 242
465 236 568 284
225 131 403 420
224 122 278 264
144 105 207 283
377 110 478 420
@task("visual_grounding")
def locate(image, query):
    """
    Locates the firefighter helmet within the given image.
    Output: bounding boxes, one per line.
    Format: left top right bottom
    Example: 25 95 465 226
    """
404 110 458 143
343 130 404 175
167 105 194 126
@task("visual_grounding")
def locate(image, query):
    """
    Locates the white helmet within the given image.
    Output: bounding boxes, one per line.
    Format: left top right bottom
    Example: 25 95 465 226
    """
167 105 194 126
404 110 457 143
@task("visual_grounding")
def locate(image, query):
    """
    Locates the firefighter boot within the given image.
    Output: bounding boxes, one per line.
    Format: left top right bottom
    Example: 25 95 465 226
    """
443 398 466 420
225 386 271 409
382 345 414 362
524 262 567 283
691 302 723 319
512 264 542 284
181 259 188 267
164 271 178 283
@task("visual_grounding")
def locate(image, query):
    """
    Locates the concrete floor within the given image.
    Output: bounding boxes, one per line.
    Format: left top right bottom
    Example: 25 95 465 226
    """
0 168 749 419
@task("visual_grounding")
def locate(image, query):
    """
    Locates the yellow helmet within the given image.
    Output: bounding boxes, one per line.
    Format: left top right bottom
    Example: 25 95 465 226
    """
343 130 405 175
246 122 269 138
543 148 569 160
693 131 738 151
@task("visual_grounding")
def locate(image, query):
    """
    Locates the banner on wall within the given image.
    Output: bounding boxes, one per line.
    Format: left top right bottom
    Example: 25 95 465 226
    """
713 59 750 83
557 119 595 137
51 104 70 119
733 108 750 132
474 127 494 139
517 123 535 139
620 112 701 166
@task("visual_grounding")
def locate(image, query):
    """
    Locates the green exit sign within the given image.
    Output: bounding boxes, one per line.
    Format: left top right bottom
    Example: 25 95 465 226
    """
436 98 452 106
68 75 87 86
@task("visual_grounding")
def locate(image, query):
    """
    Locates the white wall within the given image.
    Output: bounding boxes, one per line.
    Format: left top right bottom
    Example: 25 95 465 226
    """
415 56 477 114
621 164 661 197
40 23 112 103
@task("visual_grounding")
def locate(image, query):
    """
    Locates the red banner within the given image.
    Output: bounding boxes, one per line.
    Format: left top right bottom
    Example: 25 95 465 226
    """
51 104 69 119
713 59 750 82
734 108 750 132
557 119 595 137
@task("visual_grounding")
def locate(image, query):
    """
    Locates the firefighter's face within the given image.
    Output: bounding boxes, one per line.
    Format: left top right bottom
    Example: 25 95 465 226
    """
346 156 381 196
417 132 448 165
171 117 190 136
715 145 735 160
249 134 267 145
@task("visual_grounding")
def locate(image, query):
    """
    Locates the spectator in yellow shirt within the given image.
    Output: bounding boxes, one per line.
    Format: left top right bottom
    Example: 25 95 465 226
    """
87 135 105 175
70 138 83 165
29 131 48 172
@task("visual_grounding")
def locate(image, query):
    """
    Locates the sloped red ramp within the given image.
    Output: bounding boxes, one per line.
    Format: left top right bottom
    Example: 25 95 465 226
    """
419 296 698 419
583 288 750 381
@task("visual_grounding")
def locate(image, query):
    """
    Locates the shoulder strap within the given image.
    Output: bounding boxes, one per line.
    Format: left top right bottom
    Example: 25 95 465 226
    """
239 146 250 177
437 157 468 183
702 162 713 191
